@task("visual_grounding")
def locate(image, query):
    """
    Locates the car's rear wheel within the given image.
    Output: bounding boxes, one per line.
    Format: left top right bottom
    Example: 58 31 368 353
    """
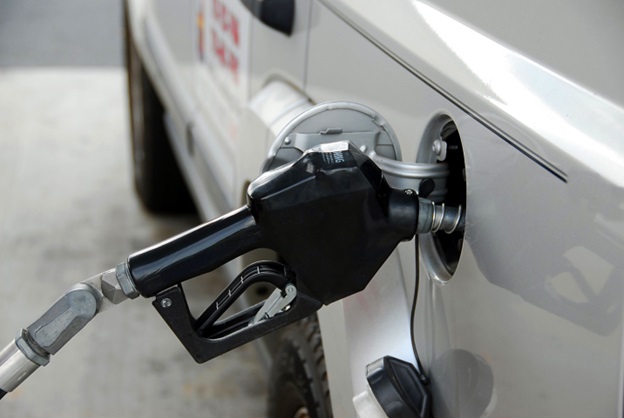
268 315 332 418
124 10 194 213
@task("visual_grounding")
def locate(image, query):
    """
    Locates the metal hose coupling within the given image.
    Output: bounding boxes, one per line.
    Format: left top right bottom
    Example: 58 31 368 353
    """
0 267 138 398
417 198 465 234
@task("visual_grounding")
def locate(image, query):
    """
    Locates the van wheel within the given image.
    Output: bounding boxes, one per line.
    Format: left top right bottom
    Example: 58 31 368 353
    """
268 315 332 418
124 10 194 213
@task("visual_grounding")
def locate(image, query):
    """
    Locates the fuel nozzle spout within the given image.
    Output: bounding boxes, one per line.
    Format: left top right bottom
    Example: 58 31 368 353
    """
417 200 465 235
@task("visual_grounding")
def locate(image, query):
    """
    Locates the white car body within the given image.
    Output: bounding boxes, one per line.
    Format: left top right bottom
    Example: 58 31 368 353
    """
125 0 624 416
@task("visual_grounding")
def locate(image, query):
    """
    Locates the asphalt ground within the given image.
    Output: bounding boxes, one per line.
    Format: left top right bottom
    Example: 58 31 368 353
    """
0 1 266 416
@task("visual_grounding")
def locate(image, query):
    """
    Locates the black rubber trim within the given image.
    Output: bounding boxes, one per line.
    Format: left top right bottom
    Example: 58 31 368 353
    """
0 389 7 400
241 0 295 35
317 0 567 183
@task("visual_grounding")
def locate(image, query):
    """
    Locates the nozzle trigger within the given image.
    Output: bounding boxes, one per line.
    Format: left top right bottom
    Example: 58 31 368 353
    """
152 261 322 363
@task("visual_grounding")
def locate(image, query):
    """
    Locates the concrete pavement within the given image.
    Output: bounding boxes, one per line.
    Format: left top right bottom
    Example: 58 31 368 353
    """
0 51 266 418
0 2 267 415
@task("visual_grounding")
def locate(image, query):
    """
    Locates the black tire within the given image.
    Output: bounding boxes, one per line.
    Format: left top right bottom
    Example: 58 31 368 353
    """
268 315 333 418
124 8 195 214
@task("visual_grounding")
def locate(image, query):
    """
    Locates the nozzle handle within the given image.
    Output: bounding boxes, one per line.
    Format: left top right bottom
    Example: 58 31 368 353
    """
128 207 262 297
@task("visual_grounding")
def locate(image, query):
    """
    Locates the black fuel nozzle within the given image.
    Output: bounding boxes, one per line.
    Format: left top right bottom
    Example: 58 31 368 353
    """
126 141 461 362
0 141 463 396
246 141 419 304
128 141 420 301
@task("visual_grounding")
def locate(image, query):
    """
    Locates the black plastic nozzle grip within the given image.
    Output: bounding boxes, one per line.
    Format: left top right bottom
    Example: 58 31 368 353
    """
127 207 262 297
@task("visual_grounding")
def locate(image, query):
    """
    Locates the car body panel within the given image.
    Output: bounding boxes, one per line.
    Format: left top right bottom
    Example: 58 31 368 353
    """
248 0 312 95
127 0 624 416
144 0 196 144
309 1 624 416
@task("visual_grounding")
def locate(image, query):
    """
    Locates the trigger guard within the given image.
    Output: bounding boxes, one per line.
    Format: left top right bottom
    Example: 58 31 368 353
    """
152 261 322 363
